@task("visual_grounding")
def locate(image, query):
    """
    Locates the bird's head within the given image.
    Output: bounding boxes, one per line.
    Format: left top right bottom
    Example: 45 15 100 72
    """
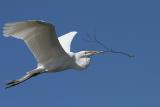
73 50 103 70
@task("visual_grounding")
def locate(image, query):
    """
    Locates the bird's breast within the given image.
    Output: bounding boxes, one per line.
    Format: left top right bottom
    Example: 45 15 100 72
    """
73 58 91 70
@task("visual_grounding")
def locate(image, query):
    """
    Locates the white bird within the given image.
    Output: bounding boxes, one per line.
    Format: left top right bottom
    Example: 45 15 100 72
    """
3 20 102 88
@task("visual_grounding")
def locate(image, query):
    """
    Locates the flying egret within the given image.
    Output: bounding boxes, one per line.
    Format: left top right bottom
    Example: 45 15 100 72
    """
3 20 102 88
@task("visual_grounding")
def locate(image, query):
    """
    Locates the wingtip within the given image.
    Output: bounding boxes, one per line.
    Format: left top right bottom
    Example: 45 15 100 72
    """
71 31 77 35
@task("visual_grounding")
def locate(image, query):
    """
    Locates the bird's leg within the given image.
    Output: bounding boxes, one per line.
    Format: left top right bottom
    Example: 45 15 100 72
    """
5 68 44 89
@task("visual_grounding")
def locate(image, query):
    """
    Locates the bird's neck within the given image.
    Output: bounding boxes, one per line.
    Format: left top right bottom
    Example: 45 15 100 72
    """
72 54 91 70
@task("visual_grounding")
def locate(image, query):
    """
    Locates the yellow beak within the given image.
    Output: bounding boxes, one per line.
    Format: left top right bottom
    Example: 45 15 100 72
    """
86 51 104 56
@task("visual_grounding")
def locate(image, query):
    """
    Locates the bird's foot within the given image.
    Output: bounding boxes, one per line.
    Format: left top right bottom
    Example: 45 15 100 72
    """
5 80 21 89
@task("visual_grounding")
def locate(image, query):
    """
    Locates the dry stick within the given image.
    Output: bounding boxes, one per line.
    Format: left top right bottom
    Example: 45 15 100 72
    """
84 33 135 58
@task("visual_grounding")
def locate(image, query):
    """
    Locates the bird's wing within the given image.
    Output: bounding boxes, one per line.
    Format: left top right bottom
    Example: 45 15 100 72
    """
58 31 77 53
3 20 69 65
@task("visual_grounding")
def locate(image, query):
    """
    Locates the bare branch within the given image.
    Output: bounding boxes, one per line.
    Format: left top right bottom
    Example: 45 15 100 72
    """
83 31 135 58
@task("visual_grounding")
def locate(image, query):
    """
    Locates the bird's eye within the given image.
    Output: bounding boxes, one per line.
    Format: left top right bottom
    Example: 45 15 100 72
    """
84 52 87 54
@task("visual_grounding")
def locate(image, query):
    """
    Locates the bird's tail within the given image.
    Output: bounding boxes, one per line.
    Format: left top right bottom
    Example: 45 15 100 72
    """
5 68 44 89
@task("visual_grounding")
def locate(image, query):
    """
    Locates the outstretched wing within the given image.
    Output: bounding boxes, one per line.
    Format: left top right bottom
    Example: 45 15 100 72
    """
3 20 69 65
58 31 77 53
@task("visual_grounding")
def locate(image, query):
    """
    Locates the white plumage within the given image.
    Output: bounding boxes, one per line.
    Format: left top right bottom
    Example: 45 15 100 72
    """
3 20 102 88
58 31 77 53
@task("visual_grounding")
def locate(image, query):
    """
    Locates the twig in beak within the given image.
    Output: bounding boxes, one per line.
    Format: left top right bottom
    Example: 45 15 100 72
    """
100 50 135 58
84 32 135 58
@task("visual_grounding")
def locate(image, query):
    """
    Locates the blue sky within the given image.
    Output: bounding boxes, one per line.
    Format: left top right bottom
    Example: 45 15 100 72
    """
0 0 160 107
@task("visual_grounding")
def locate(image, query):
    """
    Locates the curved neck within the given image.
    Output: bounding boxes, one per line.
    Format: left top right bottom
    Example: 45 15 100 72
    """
72 52 91 70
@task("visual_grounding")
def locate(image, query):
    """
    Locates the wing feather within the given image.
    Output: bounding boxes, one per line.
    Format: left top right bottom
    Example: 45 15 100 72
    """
58 31 77 53
3 20 69 65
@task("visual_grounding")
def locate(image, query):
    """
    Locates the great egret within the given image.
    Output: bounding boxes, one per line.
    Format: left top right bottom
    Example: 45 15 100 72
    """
3 20 102 88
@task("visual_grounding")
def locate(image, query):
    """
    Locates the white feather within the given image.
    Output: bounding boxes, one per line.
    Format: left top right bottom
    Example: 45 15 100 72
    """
58 31 77 53
3 20 70 65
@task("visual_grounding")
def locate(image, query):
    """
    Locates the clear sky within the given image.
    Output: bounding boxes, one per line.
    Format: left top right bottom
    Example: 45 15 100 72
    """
0 0 160 107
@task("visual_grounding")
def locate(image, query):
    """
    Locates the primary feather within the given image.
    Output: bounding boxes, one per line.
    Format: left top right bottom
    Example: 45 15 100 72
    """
3 20 70 65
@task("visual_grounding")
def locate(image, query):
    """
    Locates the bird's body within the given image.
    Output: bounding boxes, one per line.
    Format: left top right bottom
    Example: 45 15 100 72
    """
41 52 91 72
3 20 101 88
